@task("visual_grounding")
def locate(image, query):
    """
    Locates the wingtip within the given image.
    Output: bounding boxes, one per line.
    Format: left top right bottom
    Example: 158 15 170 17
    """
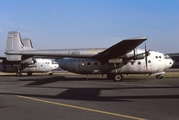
125 36 148 41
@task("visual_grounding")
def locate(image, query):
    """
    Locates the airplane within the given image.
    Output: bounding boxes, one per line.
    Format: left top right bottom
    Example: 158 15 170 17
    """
0 37 59 76
0 58 59 76
4 31 173 81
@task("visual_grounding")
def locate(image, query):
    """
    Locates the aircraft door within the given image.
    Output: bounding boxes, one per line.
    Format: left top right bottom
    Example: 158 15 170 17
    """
36 62 42 71
158 59 165 72
71 59 79 73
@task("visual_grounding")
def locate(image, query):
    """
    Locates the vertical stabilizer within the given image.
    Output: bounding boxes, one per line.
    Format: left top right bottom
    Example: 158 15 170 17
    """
6 31 24 51
5 31 23 61
22 38 33 48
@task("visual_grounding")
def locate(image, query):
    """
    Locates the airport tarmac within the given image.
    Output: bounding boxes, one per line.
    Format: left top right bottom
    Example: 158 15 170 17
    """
0 72 179 120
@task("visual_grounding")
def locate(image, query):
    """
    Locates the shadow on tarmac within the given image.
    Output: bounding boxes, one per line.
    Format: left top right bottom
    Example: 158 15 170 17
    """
0 76 179 102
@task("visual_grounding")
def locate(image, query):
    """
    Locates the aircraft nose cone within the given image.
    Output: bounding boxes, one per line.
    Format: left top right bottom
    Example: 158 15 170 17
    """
166 60 174 69
53 64 59 70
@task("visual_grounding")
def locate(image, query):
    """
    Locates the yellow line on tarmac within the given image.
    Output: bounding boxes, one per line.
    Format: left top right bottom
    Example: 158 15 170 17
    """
17 95 146 120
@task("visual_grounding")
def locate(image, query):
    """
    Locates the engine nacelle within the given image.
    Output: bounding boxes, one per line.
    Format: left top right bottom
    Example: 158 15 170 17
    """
108 58 123 63
20 58 36 65
123 53 145 60
133 54 145 60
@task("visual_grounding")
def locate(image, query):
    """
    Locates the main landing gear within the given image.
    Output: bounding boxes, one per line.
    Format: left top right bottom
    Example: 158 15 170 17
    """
16 66 22 77
107 73 123 82
107 63 123 82
156 74 163 79
16 71 22 77
27 72 33 76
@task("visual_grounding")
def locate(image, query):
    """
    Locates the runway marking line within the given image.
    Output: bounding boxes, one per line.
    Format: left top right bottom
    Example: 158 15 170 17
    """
17 95 146 120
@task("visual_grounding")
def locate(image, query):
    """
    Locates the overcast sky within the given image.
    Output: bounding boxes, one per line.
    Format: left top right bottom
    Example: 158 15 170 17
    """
0 0 179 56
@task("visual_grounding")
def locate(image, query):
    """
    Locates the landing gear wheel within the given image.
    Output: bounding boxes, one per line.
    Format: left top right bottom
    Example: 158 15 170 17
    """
113 74 123 82
27 72 32 76
156 75 163 79
16 72 22 77
49 73 53 76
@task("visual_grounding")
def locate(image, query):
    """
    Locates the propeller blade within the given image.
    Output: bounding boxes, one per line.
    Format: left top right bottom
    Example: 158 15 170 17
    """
145 43 148 70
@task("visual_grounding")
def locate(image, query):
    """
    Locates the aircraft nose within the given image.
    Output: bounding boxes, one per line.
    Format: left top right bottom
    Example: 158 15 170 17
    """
53 64 59 70
166 59 174 69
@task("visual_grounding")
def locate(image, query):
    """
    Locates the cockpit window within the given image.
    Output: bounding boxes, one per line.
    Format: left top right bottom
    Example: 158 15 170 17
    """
52 61 58 64
164 54 171 59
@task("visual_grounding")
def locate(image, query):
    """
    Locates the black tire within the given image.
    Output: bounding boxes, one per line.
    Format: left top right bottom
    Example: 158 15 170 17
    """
156 75 163 79
49 73 53 76
16 72 22 77
27 72 32 76
113 74 123 82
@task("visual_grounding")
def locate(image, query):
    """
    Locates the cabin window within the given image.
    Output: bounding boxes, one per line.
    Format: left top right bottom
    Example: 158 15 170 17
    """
159 56 161 59
87 62 90 65
41 65 43 67
94 62 97 65
81 62 85 66
138 61 141 65
156 56 158 59
148 60 151 63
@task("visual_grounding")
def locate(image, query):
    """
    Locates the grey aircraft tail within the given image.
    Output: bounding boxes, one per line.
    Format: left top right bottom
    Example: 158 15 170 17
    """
5 31 34 61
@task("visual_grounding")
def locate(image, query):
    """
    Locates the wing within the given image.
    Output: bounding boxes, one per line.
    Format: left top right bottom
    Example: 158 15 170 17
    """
0 57 6 60
93 37 147 59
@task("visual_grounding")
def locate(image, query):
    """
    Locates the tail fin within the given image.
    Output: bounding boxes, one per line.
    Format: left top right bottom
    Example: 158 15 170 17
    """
5 31 23 61
6 31 24 51
5 31 34 61
21 38 33 48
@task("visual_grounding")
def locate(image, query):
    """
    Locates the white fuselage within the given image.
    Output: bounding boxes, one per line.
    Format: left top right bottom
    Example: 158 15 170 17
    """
59 49 173 75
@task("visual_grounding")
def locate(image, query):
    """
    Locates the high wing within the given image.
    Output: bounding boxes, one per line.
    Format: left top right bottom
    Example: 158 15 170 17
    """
93 37 147 59
5 31 147 61
0 57 6 60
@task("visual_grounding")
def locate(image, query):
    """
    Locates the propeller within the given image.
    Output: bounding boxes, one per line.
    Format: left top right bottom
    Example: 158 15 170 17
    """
145 42 150 70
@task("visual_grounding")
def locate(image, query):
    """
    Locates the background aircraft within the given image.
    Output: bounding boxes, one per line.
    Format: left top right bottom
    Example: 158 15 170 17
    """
4 31 173 81
0 58 59 76
0 37 59 76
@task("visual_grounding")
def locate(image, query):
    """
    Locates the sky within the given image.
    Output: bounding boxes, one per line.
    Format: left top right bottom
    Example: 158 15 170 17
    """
0 0 179 56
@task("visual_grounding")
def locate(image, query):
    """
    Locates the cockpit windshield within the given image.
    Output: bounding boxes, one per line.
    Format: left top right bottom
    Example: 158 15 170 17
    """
164 54 171 59
52 61 58 64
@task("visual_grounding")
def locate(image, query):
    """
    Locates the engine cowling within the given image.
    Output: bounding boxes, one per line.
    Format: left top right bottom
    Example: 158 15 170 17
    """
20 58 36 65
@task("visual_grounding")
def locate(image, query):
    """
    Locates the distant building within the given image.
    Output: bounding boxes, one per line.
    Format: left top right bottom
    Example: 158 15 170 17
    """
167 53 179 68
